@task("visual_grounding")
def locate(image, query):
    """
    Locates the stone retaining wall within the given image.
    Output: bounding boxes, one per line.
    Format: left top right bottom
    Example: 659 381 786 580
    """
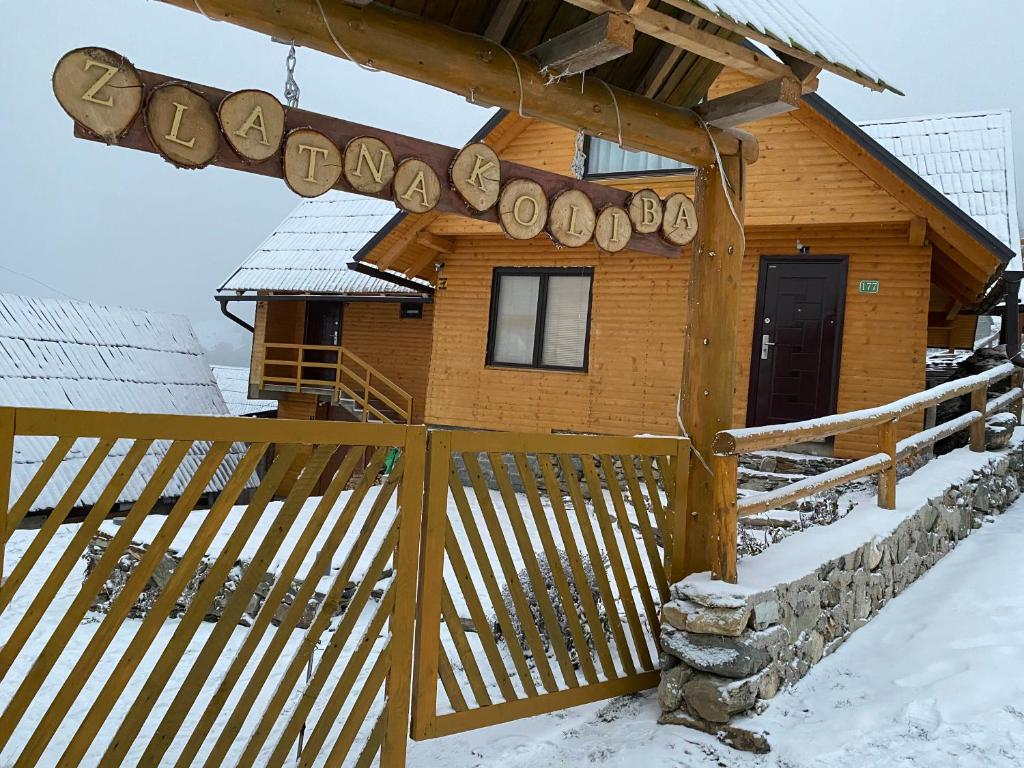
658 436 1024 743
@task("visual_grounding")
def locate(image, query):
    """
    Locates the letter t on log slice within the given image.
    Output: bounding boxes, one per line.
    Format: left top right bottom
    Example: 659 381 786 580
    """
678 156 745 584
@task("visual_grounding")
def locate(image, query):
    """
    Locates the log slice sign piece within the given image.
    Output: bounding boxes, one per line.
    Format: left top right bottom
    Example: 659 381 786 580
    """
451 142 501 212
548 189 596 248
627 188 664 234
218 89 285 162
662 192 699 246
394 158 441 214
52 47 143 144
283 128 342 198
344 136 395 195
145 83 220 168
498 179 548 240
594 205 632 253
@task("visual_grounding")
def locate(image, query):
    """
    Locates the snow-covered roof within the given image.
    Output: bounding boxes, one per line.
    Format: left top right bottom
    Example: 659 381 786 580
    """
689 0 898 93
859 110 1021 269
0 293 248 512
219 194 422 295
211 365 276 416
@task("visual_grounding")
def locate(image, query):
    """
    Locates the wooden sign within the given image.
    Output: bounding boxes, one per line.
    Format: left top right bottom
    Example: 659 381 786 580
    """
53 47 697 258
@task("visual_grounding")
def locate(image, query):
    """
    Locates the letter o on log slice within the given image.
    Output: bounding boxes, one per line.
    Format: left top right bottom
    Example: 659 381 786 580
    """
52 47 143 144
343 136 395 194
627 188 663 234
218 89 285 162
451 142 501 212
394 159 441 214
283 128 342 198
144 83 220 169
548 189 596 248
498 179 548 240
594 205 632 253
662 192 698 246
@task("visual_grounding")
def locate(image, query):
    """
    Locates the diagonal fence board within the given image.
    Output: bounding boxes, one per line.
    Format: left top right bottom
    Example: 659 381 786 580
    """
0 406 424 768
412 430 689 740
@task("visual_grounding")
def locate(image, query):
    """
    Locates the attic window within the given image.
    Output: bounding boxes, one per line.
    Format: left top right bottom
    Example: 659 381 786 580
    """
584 136 694 179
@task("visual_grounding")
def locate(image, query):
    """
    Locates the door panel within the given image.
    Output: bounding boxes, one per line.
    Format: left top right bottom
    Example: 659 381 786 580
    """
303 301 343 382
747 258 848 428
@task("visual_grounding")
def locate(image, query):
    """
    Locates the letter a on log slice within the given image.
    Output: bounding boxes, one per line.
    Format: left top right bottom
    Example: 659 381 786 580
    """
394 158 441 214
628 188 664 234
52 47 143 144
145 83 220 168
344 136 395 194
451 142 501 212
218 90 285 162
283 128 342 197
548 189 596 247
662 192 699 246
498 179 548 240
594 205 632 253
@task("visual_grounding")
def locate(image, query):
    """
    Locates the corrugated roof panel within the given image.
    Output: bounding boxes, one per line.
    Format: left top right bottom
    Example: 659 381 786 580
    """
211 365 277 416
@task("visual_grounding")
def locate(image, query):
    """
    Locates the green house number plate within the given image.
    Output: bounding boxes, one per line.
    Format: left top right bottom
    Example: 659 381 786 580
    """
859 280 880 294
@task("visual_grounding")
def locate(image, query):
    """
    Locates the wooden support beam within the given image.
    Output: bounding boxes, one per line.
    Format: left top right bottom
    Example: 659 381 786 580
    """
484 0 526 42
680 153 746 582
153 0 756 166
908 216 928 247
642 44 685 99
693 77 801 129
565 0 796 83
528 13 635 78
415 232 455 253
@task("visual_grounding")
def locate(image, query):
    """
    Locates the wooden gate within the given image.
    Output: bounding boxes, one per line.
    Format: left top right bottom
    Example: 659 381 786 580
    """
411 430 689 739
0 407 424 768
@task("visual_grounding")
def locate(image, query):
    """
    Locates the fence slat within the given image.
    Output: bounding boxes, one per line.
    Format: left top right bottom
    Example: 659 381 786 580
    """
0 409 12 593
620 458 669 602
441 585 490 707
638 456 667 542
4 435 75 536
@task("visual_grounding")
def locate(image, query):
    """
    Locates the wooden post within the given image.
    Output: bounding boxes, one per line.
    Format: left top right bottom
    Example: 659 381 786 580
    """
970 384 987 452
878 418 897 509
680 153 746 580
710 454 738 583
1013 369 1024 424
667 439 691 584
295 346 304 393
0 408 13 592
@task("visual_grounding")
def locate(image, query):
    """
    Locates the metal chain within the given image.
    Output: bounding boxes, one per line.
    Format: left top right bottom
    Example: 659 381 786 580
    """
284 44 300 108
570 128 587 179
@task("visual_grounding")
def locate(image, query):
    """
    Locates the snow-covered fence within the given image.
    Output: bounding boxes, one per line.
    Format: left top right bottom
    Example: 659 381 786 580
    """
710 362 1024 583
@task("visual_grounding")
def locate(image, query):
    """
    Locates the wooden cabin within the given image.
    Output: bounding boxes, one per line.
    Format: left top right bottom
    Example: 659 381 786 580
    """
339 94 1019 459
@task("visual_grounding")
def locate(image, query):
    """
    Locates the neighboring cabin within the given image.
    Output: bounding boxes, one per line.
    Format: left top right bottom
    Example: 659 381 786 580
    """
210 365 276 417
221 87 1020 459
0 293 247 517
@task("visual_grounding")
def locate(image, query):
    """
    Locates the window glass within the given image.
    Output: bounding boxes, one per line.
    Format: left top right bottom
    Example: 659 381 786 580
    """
541 275 591 368
491 275 540 365
586 136 692 176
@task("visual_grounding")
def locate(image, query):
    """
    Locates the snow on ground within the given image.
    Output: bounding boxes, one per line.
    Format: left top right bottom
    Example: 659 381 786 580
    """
408 497 1024 767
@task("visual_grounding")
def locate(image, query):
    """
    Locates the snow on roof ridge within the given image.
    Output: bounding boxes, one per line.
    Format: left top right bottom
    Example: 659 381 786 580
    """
857 107 1013 128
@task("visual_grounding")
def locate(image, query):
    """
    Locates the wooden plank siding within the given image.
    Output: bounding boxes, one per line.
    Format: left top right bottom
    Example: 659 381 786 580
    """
424 224 929 459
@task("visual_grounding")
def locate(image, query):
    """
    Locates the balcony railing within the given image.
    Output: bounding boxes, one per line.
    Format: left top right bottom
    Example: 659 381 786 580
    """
260 343 413 424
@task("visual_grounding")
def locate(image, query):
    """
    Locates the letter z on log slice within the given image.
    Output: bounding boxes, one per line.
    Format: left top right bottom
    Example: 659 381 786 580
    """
53 47 143 144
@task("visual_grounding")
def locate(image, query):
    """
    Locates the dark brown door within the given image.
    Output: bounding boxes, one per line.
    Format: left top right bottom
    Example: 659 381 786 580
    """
303 301 344 382
747 257 848 428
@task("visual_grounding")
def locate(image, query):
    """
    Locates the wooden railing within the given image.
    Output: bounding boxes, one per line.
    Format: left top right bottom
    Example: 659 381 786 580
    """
710 363 1024 583
260 342 414 424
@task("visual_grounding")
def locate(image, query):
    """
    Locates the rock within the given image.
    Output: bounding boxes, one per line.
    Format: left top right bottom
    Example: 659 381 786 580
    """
801 630 824 664
663 599 752 637
865 537 883 570
661 626 785 679
681 673 760 723
750 599 781 630
658 708 771 754
658 664 692 712
985 413 1016 451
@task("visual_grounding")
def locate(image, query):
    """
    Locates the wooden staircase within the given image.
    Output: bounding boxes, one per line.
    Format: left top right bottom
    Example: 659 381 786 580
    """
260 342 413 424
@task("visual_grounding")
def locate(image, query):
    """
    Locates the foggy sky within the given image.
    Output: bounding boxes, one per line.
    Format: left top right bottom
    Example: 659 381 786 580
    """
3 1 1023 365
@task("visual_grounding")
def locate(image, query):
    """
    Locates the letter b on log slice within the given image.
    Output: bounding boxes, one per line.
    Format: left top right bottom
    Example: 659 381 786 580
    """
284 128 342 198
498 179 548 240
145 83 220 168
628 188 663 234
53 47 143 144
548 189 596 248
451 142 501 212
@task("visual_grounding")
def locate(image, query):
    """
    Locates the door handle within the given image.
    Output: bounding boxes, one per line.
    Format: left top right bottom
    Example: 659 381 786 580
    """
761 334 776 360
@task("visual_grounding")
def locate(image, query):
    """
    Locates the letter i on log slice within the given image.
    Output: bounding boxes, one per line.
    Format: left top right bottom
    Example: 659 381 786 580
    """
218 90 285 162
52 47 143 144
145 83 221 168
548 189 596 248
498 179 548 240
594 205 632 253
284 128 342 197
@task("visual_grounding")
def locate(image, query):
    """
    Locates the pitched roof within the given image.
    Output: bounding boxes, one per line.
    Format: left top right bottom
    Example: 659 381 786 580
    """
858 110 1021 269
0 293 248 512
219 195 425 295
211 365 276 416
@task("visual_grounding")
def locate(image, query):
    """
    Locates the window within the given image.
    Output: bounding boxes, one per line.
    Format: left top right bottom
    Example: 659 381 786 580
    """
584 136 694 179
487 268 594 371
400 302 423 319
